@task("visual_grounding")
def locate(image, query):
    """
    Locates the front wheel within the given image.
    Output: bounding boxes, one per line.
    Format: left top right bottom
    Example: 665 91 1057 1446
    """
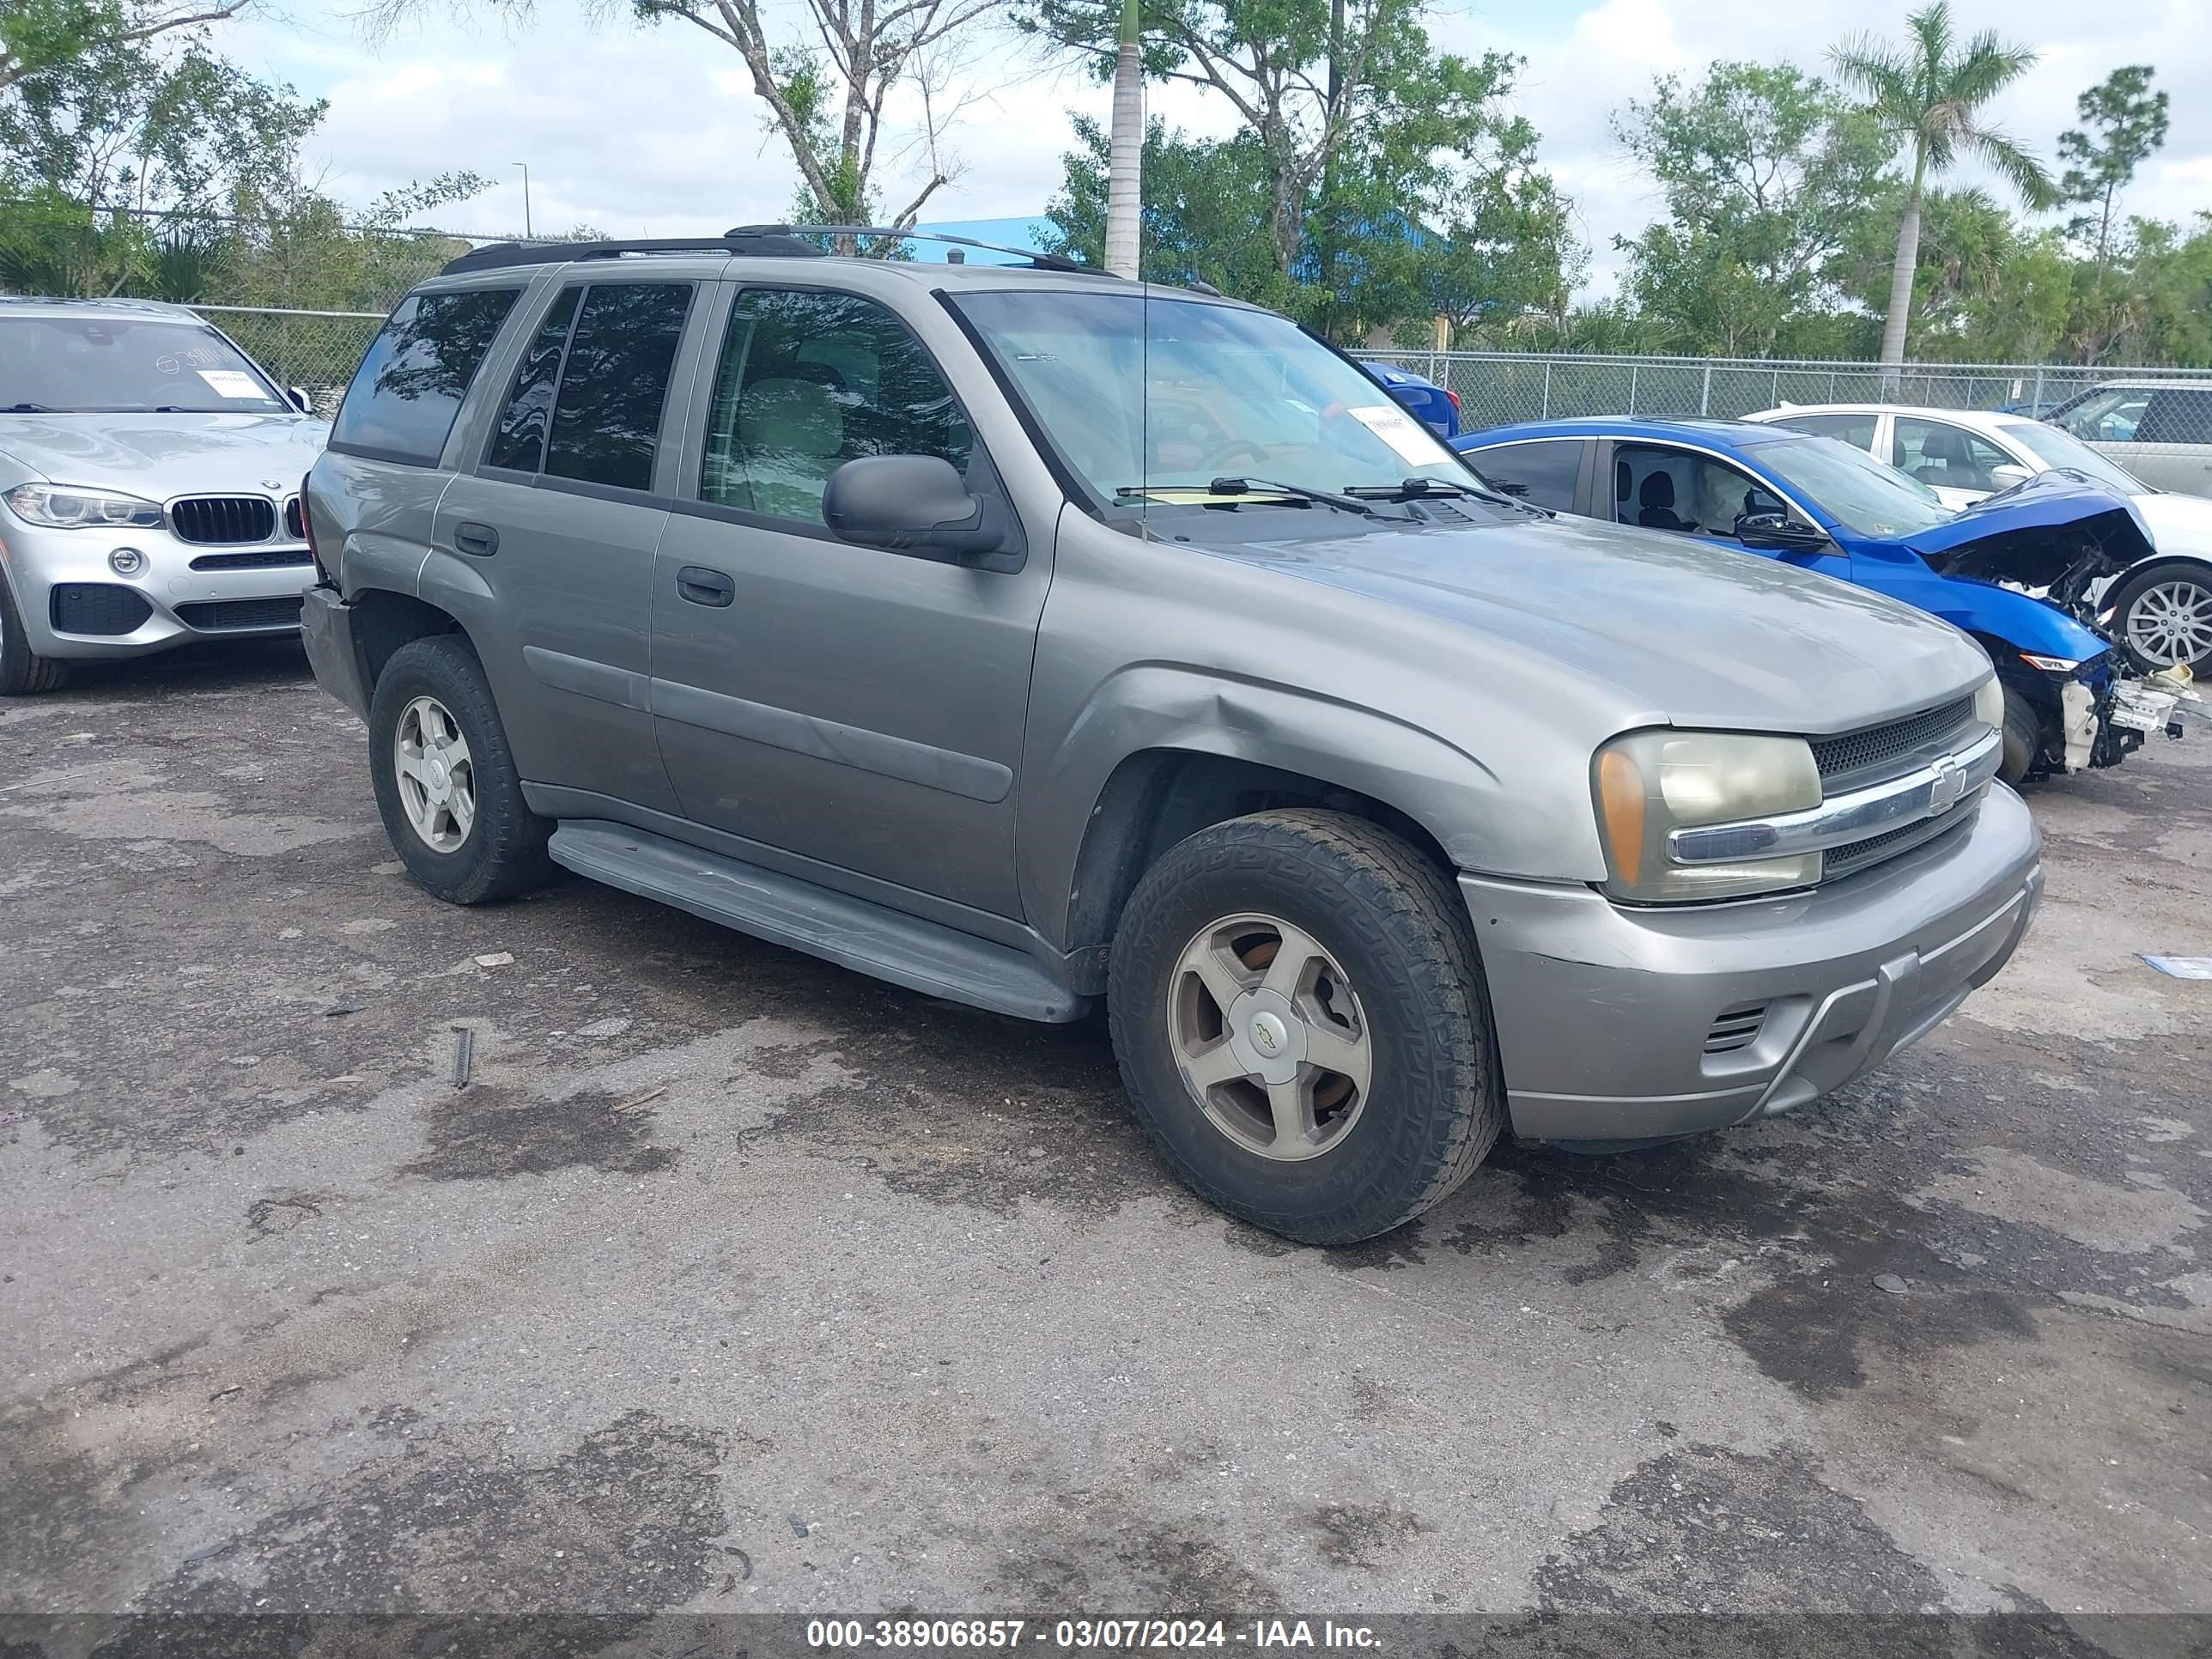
368 635 553 904
1997 684 2045 787
2111 562 2212 676
0 571 68 696
1107 808 1504 1245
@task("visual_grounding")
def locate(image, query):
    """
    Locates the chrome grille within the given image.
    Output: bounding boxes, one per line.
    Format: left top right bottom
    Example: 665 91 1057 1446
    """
1811 696 1976 787
1825 809 1975 881
170 495 276 544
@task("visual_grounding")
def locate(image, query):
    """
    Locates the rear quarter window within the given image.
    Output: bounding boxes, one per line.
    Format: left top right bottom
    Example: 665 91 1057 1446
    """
1467 439 1583 512
330 287 522 466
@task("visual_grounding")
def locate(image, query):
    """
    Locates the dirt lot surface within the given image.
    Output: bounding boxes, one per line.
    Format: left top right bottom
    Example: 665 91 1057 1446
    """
3 644 2209 1647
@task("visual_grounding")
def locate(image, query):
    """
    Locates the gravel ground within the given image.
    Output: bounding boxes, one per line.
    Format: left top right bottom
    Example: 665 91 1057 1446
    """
2 641 2208 1647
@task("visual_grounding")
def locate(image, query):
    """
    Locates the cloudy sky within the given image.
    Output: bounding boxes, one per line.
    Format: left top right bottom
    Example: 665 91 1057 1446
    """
237 0 2212 296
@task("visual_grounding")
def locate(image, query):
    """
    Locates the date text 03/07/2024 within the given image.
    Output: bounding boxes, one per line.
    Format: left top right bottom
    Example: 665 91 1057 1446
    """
805 1618 1383 1650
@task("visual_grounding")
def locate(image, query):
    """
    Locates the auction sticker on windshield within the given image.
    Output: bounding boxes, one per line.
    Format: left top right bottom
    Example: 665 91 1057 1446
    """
196 369 266 398
1348 404 1454 465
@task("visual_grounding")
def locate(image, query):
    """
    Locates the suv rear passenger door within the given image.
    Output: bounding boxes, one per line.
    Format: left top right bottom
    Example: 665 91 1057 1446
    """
433 275 705 817
648 283 1049 920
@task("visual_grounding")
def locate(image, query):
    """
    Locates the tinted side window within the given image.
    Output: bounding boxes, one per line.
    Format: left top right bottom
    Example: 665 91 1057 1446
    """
1468 440 1581 512
487 285 583 473
331 288 520 465
2138 388 2212 446
701 289 972 525
544 283 695 492
1778 412 1877 451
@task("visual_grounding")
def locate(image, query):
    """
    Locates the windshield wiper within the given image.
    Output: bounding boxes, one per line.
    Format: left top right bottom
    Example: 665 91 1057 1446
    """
1116 476 1382 517
1343 476 1535 512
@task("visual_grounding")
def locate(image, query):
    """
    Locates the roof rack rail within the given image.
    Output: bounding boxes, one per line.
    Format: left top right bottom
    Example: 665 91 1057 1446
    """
726 224 1109 276
439 229 826 276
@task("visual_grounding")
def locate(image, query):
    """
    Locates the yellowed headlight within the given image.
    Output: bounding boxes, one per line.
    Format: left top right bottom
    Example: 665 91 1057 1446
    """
1590 729 1823 903
1972 676 2004 732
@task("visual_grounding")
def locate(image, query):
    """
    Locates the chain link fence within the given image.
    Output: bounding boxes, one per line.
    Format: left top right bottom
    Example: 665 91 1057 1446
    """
191 306 386 416
1355 349 2212 446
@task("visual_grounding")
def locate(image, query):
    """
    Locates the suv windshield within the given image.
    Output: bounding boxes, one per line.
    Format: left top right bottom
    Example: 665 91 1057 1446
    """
951 289 1474 512
0 315 286 414
1751 431 1955 539
1997 419 2145 494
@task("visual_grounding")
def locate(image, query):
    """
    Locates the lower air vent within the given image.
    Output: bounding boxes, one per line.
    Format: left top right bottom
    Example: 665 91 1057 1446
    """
50 583 152 636
175 596 305 632
188 549 314 572
1704 1003 1769 1055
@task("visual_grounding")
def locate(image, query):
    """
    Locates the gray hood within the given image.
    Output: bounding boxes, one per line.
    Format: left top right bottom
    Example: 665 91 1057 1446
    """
0 411 331 500
1198 511 1990 736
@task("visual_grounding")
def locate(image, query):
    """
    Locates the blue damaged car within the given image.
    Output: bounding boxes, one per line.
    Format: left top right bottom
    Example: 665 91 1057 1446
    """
1455 416 2160 784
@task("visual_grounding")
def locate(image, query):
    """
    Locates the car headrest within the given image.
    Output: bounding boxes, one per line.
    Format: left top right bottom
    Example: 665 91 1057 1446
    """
1638 471 1676 509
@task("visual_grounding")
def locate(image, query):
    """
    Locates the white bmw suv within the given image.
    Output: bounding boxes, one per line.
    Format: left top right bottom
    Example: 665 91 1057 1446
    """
0 296 331 694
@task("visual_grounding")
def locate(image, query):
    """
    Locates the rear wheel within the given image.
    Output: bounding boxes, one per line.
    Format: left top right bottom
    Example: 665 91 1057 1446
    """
1107 808 1504 1245
0 571 68 696
2111 562 2212 676
368 635 553 904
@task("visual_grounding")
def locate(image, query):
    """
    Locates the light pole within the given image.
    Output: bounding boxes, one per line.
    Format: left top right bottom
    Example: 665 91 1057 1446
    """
512 162 532 240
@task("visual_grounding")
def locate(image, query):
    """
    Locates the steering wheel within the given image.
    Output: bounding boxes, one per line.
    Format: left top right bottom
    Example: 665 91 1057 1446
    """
1197 439 1271 473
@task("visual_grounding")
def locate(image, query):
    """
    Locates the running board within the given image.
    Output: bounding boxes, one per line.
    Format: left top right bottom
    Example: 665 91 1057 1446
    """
547 820 1085 1023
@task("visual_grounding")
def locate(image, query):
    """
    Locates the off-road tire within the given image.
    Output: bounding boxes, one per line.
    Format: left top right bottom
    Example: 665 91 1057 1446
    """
1998 686 2044 786
1107 808 1504 1245
0 570 69 696
368 635 553 904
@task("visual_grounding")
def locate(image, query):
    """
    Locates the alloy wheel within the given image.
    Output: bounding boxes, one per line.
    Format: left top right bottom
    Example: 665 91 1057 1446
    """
2126 576 2212 669
1166 912 1373 1161
393 695 477 854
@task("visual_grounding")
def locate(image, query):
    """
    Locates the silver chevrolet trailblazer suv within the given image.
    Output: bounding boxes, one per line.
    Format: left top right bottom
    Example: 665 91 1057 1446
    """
299 228 2043 1243
0 297 330 693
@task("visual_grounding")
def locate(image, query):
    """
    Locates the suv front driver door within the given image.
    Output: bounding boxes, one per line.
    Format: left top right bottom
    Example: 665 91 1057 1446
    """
648 284 1050 920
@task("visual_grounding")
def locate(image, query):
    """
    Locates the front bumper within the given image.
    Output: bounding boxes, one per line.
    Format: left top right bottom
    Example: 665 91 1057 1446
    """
1463 782 2044 1145
0 515 313 660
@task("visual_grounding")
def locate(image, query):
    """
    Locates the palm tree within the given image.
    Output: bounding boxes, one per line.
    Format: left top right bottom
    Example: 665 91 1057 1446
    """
1830 1 2057 369
1103 0 1142 279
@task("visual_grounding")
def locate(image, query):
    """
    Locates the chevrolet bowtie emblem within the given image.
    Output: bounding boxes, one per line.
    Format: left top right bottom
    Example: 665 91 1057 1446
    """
1929 755 1966 812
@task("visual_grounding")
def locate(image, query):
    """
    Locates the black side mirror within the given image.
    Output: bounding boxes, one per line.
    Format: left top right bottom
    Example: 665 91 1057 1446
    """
823 455 1007 562
288 386 313 415
1735 510 1829 552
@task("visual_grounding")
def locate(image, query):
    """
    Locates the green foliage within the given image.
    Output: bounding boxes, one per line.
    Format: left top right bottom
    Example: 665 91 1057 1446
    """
2058 65 2169 262
2 1 489 309
1033 4 1579 345
1613 62 1893 356
1830 2 2054 210
1024 0 1544 297
1044 115 1285 302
